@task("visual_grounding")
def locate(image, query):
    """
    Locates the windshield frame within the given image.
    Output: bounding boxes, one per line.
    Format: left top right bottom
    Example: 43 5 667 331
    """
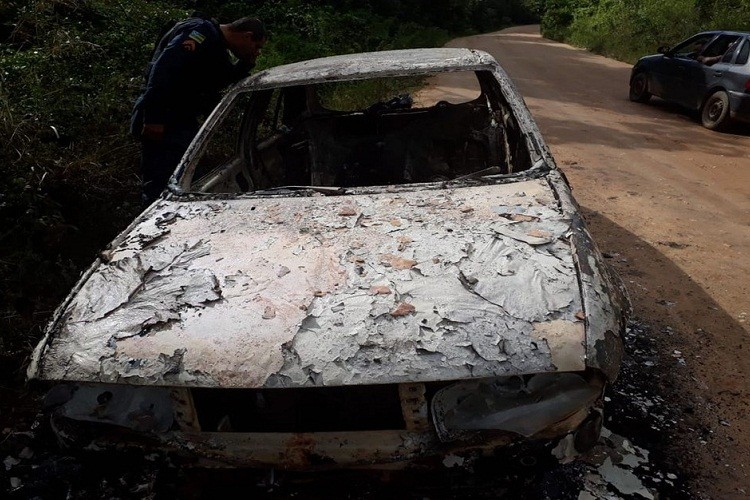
170 62 550 197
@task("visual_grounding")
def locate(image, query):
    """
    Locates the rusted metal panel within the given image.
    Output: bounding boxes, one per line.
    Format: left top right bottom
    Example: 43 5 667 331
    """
399 383 429 432
170 388 201 433
162 429 505 469
48 375 603 468
93 407 592 469
29 179 586 388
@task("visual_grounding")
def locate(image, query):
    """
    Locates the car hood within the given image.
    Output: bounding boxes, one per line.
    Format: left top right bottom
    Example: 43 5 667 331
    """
29 179 586 388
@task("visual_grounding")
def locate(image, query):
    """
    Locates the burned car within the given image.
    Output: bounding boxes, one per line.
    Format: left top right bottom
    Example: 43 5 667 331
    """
28 49 628 468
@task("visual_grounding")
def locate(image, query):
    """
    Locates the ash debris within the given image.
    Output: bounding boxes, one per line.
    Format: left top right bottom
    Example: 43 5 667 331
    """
2 320 695 499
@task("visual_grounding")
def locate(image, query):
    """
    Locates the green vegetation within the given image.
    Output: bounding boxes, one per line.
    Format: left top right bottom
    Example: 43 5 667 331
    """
317 78 422 111
0 0 538 380
541 0 750 63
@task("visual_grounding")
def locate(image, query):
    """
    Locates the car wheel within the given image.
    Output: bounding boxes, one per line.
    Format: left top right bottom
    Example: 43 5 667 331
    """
629 72 651 103
701 90 731 131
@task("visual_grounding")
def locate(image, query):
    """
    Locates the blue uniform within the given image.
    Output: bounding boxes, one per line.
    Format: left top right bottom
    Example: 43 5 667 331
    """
131 17 253 203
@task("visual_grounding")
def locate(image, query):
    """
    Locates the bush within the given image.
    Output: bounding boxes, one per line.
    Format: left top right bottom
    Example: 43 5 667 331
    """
541 0 750 63
0 0 189 376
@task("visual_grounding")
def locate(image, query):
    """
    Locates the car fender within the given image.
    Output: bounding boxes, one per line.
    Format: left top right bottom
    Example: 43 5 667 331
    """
545 169 630 382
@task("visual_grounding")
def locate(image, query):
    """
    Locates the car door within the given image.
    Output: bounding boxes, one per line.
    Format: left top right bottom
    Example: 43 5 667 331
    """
668 55 704 108
654 33 716 103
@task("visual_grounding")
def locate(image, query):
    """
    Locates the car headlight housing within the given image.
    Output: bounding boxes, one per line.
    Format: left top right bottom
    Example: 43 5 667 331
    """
431 372 603 442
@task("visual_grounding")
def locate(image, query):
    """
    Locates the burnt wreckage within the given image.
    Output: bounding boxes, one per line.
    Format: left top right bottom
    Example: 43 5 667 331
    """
28 49 628 468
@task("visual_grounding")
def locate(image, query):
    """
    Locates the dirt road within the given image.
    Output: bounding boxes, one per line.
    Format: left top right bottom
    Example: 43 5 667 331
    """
420 25 750 497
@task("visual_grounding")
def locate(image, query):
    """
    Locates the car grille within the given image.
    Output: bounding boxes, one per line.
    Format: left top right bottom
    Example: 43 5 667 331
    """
190 383 441 433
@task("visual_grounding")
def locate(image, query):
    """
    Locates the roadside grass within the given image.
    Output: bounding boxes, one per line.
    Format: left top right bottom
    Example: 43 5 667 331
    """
0 0 186 381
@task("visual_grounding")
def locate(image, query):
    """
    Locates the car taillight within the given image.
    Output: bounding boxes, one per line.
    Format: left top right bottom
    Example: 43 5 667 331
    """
746 78 750 92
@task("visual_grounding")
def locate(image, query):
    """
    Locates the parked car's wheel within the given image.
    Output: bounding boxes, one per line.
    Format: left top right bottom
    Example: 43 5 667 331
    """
701 90 731 130
629 72 651 103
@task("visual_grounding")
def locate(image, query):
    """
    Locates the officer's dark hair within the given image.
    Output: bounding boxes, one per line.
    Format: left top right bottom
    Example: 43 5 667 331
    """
228 17 266 41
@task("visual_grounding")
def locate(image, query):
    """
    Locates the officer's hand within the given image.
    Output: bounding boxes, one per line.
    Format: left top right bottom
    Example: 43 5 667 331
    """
142 123 165 141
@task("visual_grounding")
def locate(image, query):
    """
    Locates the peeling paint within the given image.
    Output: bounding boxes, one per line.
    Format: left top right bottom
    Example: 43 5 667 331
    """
32 180 589 388
546 169 629 381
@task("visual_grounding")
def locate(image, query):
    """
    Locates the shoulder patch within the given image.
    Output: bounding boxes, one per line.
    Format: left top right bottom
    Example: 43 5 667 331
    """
188 30 206 44
182 39 197 52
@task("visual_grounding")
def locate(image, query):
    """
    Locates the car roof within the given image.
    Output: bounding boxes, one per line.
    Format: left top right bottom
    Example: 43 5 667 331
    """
236 48 498 90
697 30 750 37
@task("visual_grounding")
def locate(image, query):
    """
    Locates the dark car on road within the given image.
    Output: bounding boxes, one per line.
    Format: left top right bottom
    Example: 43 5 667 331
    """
629 31 750 130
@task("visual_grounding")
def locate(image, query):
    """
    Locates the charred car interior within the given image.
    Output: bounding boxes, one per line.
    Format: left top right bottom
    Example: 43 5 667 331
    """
184 69 533 194
29 49 628 470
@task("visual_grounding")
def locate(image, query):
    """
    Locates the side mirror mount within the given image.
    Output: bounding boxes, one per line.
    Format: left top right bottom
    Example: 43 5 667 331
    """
657 45 671 55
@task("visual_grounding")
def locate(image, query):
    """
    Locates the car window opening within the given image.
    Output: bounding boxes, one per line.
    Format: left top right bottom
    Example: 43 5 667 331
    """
706 34 743 60
183 70 533 195
736 40 750 66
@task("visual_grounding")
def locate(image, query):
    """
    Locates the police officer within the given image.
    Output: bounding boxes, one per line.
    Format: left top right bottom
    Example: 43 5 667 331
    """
131 16 266 203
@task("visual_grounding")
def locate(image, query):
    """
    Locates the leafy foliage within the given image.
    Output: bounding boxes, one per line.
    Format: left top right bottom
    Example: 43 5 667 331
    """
541 0 750 62
0 0 188 374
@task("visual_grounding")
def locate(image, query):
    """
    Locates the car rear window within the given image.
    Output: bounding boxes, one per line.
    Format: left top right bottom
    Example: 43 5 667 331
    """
704 34 742 58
